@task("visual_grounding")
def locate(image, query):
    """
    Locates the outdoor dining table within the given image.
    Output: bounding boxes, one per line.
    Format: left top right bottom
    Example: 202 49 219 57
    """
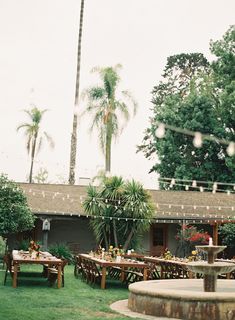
12 250 63 288
143 256 195 279
78 253 149 289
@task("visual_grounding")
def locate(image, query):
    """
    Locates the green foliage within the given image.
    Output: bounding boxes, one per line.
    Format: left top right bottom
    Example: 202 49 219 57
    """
0 174 35 238
82 64 137 171
33 167 49 183
175 225 210 257
83 176 155 251
219 223 235 247
17 239 30 251
139 27 235 186
17 107 54 183
48 243 73 263
0 236 6 258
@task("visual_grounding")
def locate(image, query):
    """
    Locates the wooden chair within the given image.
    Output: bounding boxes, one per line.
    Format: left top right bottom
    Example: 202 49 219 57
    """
47 259 67 287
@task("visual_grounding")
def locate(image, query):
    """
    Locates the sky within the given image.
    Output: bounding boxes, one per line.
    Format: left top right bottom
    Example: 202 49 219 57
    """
0 0 234 189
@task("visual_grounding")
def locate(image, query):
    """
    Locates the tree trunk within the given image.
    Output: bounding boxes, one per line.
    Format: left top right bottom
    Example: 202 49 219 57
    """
123 228 135 251
112 219 118 247
29 133 37 183
105 125 112 173
68 0 85 185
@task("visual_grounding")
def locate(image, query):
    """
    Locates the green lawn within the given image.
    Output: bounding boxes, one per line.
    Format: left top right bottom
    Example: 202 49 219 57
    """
0 264 140 320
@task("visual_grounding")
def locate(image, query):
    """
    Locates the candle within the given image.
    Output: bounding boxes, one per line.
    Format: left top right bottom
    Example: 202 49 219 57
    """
209 237 213 246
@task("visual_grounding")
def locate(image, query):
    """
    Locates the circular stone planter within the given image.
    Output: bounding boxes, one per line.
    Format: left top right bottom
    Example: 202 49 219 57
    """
128 279 235 320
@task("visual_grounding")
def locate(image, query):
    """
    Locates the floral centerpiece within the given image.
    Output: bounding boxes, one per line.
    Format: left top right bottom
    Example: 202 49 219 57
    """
28 240 41 258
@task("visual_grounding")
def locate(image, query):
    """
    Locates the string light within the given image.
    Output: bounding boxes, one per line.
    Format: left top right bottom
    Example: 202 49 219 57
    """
154 121 235 156
193 132 203 148
155 123 165 138
227 142 235 156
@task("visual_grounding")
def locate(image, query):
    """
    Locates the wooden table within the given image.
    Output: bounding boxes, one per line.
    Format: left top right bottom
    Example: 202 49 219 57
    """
143 256 195 279
12 250 63 288
78 253 149 289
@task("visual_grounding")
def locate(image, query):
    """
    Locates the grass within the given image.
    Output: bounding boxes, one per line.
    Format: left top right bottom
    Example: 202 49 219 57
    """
0 264 141 320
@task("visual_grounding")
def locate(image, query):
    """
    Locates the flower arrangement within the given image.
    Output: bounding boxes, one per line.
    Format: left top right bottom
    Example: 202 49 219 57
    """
161 248 173 260
28 240 41 257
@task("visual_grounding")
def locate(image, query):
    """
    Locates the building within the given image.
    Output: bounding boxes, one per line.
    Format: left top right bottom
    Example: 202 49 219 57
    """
18 183 235 257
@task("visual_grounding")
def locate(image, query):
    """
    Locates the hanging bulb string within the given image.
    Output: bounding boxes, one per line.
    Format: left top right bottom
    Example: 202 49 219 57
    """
155 121 235 156
158 179 235 194
31 207 235 222
159 177 235 188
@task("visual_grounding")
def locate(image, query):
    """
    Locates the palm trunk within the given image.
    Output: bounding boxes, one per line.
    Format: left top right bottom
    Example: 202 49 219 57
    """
69 0 85 185
123 228 135 251
29 134 37 183
112 220 118 247
105 126 112 173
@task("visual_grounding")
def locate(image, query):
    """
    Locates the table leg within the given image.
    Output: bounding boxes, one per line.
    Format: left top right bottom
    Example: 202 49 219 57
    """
143 267 148 280
57 264 62 288
13 263 18 288
120 267 126 282
101 266 106 289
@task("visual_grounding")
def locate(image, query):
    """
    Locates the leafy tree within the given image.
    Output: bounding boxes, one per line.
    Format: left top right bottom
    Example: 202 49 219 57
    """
82 64 137 172
83 176 155 250
17 107 54 183
0 174 35 246
219 224 235 248
139 27 235 187
69 0 85 185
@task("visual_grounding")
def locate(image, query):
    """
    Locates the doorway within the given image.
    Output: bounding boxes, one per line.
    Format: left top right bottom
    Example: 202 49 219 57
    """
150 224 168 256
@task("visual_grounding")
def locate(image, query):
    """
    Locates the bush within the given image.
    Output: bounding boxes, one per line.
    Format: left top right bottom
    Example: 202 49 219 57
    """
48 243 73 263
0 236 6 259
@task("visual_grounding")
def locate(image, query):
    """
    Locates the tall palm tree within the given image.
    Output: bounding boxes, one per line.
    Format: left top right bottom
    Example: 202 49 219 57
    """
17 107 54 183
83 64 137 172
69 0 85 185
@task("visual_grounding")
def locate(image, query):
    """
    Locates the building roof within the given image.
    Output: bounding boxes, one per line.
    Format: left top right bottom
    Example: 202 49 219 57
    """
20 183 235 223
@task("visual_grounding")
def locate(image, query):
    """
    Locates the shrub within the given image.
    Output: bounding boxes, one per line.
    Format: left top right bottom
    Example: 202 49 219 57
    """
0 236 6 259
48 243 73 263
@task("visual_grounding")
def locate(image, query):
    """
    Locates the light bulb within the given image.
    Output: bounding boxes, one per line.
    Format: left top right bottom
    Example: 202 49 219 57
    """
192 180 197 188
155 123 165 138
213 183 217 191
193 132 203 148
227 142 235 156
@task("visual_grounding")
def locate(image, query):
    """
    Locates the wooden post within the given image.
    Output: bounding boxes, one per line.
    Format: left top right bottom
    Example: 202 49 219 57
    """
213 223 218 245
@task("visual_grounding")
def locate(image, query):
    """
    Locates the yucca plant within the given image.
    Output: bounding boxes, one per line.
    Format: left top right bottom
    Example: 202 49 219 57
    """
83 176 155 251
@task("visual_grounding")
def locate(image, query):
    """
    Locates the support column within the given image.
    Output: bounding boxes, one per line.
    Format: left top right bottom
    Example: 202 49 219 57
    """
42 218 51 251
213 223 218 245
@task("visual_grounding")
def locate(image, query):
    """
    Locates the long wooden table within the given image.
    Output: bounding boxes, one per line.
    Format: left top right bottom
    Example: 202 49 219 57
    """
12 250 63 288
143 256 195 279
78 253 149 289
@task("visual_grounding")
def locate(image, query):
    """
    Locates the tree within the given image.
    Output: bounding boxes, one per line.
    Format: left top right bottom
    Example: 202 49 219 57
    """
219 224 235 248
83 176 155 250
82 64 137 172
0 174 35 246
17 107 54 183
138 28 235 187
33 167 49 183
69 0 85 185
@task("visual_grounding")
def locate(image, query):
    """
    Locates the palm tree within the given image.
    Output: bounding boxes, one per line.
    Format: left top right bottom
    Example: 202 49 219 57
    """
82 64 137 173
83 176 154 250
68 0 85 185
17 107 54 183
